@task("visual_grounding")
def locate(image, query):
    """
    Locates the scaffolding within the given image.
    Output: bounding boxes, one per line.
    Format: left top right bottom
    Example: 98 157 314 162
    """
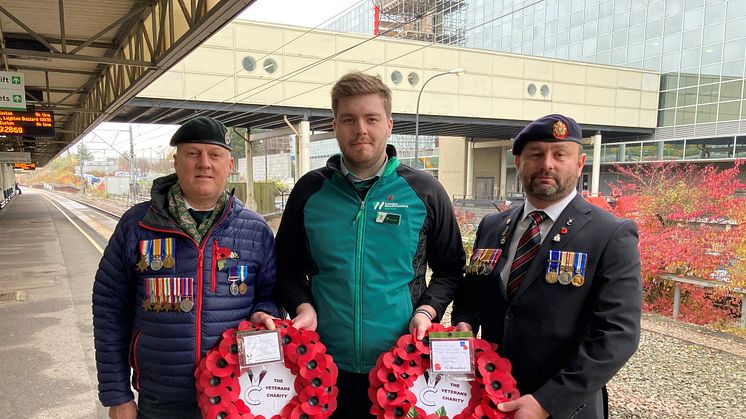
376 0 467 46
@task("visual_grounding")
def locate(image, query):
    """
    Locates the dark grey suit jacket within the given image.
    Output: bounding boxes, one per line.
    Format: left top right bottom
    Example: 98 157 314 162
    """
452 194 642 419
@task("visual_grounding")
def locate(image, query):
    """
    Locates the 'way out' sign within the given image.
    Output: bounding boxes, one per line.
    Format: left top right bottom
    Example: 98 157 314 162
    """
0 71 25 111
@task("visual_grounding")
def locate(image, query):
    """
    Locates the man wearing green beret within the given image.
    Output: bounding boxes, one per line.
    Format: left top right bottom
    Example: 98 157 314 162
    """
93 116 282 418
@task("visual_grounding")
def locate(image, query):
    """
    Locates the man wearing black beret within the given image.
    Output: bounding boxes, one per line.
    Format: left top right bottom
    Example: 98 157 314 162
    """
452 114 642 418
93 116 282 418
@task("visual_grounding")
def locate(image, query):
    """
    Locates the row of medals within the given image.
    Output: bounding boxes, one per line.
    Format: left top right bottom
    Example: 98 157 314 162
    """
546 265 584 287
143 298 194 313
137 255 174 272
229 277 248 296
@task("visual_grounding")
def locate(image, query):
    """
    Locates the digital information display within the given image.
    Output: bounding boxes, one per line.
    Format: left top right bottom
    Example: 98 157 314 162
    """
0 110 55 137
14 162 36 170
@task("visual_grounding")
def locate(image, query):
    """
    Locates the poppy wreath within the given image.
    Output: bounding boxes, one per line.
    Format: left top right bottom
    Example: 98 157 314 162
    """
368 324 519 419
195 318 339 419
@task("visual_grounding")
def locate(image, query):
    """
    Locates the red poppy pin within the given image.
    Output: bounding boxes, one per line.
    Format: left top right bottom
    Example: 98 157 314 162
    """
552 120 568 140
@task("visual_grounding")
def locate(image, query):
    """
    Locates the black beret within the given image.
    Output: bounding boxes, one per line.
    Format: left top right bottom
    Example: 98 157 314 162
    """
169 116 231 150
512 114 583 155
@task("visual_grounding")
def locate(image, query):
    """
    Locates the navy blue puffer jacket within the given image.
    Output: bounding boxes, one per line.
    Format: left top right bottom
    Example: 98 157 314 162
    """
92 174 281 406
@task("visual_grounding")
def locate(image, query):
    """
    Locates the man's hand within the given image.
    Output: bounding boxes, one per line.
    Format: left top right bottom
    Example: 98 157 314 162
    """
408 305 435 340
497 395 549 419
249 311 276 330
454 322 473 332
292 303 317 330
108 401 137 419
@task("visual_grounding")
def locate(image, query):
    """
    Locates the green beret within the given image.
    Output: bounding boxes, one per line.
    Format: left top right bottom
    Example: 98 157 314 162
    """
169 116 231 150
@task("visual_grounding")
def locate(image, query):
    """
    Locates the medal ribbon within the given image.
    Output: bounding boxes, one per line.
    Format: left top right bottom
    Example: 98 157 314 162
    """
547 250 560 276
574 252 587 278
148 240 154 264
153 239 162 260
165 238 173 259
140 240 149 261
562 251 572 273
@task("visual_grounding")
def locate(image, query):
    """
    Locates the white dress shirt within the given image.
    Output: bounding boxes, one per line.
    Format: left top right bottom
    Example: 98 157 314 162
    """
499 189 578 296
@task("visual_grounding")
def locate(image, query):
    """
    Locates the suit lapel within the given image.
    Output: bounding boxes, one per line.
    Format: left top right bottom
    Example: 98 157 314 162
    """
510 194 592 301
493 205 523 277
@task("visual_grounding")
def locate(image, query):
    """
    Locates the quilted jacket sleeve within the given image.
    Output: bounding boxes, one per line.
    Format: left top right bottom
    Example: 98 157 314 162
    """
92 218 136 407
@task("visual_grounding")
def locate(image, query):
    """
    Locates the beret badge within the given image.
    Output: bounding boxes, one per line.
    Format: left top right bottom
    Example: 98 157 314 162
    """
552 120 568 140
224 130 231 146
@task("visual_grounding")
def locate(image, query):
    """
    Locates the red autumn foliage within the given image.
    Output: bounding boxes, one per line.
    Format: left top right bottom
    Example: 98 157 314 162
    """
608 160 746 326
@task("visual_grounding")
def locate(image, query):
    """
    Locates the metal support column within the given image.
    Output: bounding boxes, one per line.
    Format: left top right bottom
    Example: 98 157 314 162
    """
298 120 311 178
500 147 508 199
465 138 474 197
591 132 602 195
244 135 256 211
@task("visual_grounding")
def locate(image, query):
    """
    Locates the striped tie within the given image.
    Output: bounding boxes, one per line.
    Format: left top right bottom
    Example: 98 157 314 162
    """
507 210 547 296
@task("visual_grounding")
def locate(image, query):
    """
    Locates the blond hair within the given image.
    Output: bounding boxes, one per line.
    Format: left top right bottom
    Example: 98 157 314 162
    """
331 71 392 117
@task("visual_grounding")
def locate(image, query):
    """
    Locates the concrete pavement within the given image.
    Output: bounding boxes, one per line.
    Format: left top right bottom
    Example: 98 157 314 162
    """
0 189 108 418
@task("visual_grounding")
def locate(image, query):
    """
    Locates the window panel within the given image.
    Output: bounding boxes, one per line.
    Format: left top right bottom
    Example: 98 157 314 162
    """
630 7 646 25
662 140 685 160
685 0 704 10
628 43 644 61
599 0 614 18
703 24 724 46
721 60 745 79
704 2 725 25
682 29 702 49
683 8 704 30
644 56 662 70
646 39 663 57
612 30 628 49
696 103 717 123
680 87 698 106
659 109 676 126
614 12 630 30
679 72 699 88
725 17 746 41
583 21 598 39
583 38 597 56
699 85 724 105
661 52 681 72
720 80 744 101
598 16 613 35
677 106 696 124
663 33 682 53
664 13 684 35
718 101 741 121
647 1 664 20
701 44 722 65
700 63 721 83
727 1 746 19
646 19 665 39
630 25 646 43
661 73 680 90
611 46 627 64
681 48 701 68
723 39 746 61
641 143 660 160
736 136 746 158
666 0 685 16
597 34 612 51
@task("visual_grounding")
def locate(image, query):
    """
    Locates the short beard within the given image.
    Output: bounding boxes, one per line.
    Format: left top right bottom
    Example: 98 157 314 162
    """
521 173 575 202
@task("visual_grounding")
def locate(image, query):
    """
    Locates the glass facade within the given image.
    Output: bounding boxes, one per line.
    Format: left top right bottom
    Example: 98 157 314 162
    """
462 0 746 134
326 0 746 164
